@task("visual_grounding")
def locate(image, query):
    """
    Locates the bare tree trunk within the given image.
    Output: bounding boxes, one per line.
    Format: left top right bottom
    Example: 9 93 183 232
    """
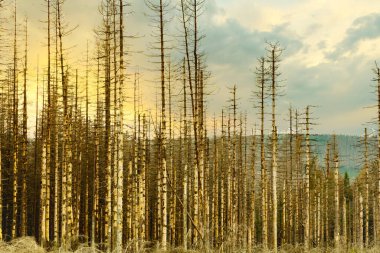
92 61 101 247
115 0 125 250
0 93 2 241
342 196 347 247
220 110 225 244
288 107 293 244
182 58 188 249
364 128 369 247
40 0 52 245
168 61 176 246
33 66 40 241
325 143 330 246
359 192 364 249
53 20 59 244
305 106 311 250
103 2 112 250
20 19 28 237
272 126 278 252
212 117 218 247
41 136 48 245
160 2 168 249
230 85 237 246
256 57 267 248
139 115 147 245
333 135 340 247
317 176 322 246
269 47 279 253
56 0 74 246
294 111 301 244
376 64 380 246
248 131 256 251
353 187 358 245
82 43 90 243
11 2 19 239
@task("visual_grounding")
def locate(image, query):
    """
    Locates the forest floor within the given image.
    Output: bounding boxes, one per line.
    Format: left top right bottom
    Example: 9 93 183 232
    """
0 237 379 253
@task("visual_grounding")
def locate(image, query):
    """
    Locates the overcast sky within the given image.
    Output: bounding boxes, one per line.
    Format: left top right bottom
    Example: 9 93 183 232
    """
8 0 380 135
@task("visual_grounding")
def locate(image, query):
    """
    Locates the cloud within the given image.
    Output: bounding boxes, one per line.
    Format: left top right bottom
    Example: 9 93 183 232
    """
201 13 376 135
204 19 303 66
201 11 305 130
329 13 380 59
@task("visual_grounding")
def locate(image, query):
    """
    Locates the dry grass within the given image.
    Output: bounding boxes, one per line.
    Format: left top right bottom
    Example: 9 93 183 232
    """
0 237 45 253
0 238 379 253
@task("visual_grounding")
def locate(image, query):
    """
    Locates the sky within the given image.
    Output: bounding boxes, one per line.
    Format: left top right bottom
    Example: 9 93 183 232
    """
5 0 380 136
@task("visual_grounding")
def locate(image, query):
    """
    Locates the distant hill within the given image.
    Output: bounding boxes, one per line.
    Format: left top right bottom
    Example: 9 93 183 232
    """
300 135 377 178
311 134 363 178
223 134 369 179
272 134 367 179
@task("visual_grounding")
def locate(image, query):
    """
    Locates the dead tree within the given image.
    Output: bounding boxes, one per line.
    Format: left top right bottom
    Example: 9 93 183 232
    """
115 0 126 250
11 2 19 239
254 57 267 247
373 63 380 245
304 106 311 250
20 18 28 237
266 42 283 252
332 135 340 246
145 0 171 248
363 128 370 247
248 127 257 250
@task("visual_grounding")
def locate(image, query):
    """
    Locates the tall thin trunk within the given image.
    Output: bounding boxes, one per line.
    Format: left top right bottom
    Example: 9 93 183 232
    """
288 107 293 244
33 62 39 240
376 64 380 246
115 0 124 250
212 116 218 247
248 129 256 251
182 58 188 250
20 18 28 237
359 192 364 249
159 0 167 249
325 143 330 246
231 86 237 245
270 48 278 252
0 77 3 241
333 135 340 246
83 42 89 243
294 111 301 244
256 57 267 248
103 2 112 250
305 106 311 250
364 128 369 247
92 50 101 247
11 2 19 239
343 196 347 247
57 0 73 245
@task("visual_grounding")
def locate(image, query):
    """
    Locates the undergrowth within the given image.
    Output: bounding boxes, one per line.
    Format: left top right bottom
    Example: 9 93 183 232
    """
0 237 379 253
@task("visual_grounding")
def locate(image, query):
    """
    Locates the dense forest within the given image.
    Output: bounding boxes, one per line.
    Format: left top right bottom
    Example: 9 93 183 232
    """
0 0 380 252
